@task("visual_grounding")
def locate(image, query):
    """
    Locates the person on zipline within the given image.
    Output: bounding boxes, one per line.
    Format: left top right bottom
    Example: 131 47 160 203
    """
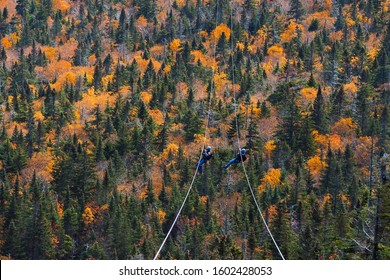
223 148 247 169
196 146 213 174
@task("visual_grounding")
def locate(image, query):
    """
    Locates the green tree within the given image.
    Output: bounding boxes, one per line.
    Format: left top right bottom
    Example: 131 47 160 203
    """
311 86 328 134
288 0 305 21
93 59 103 90
184 111 204 142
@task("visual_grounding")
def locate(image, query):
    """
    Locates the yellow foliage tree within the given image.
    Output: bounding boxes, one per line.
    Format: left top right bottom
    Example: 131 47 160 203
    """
53 0 70 13
307 155 327 178
82 207 95 225
10 33 20 44
149 109 164 125
343 81 358 98
328 133 343 151
313 130 344 152
157 209 166 224
170 39 182 52
280 21 304 42
34 111 45 122
267 45 284 57
340 193 351 207
258 168 281 194
301 87 317 101
191 50 217 70
331 118 358 137
41 46 58 62
211 23 231 42
267 205 278 222
0 37 12 49
236 42 245 50
367 47 378 62
45 60 72 80
141 91 153 104
323 193 332 206
264 140 277 158
161 143 179 162
51 71 77 91
213 72 228 96
305 11 335 30
136 15 148 33
23 152 55 183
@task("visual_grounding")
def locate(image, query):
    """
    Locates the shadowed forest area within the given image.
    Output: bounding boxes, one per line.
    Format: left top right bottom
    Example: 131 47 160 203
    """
0 0 389 260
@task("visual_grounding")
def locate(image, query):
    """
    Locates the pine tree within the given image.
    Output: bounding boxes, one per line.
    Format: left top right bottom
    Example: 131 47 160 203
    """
260 101 271 118
375 21 390 86
217 32 227 55
4 178 25 259
321 147 341 214
157 113 170 152
311 85 328 134
307 72 317 87
96 135 105 162
288 0 305 21
227 112 244 143
93 59 103 90
184 110 204 142
159 184 169 207
138 0 156 20
270 202 298 259
25 172 55 259
331 86 345 121
356 83 373 135
299 116 316 158
145 180 156 205
275 85 302 152
16 0 28 18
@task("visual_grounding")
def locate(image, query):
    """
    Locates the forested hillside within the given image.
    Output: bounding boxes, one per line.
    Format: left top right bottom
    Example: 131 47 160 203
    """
0 0 389 260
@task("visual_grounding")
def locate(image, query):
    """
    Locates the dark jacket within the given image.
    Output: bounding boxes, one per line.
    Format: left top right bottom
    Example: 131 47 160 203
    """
202 151 213 160
236 153 247 162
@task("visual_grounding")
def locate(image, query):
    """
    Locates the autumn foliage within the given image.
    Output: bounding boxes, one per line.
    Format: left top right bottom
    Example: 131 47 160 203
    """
0 0 388 262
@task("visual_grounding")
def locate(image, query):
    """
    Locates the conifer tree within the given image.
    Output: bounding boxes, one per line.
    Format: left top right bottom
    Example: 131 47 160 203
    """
288 0 305 21
93 59 103 90
311 85 328 134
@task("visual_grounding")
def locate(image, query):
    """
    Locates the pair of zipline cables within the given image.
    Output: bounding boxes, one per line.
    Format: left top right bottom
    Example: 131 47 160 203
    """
153 0 219 260
154 1 285 261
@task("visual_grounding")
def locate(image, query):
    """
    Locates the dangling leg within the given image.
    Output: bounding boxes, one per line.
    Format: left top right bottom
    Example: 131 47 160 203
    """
224 158 237 169
196 158 206 174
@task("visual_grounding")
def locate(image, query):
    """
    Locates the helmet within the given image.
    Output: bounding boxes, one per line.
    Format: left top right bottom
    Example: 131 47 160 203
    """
241 148 246 154
206 146 211 151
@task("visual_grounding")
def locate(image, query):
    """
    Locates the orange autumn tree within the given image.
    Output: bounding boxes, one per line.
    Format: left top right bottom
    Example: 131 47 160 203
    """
258 168 282 194
211 23 231 42
280 21 304 42
331 117 358 137
82 207 95 225
53 0 71 14
191 50 218 70
307 155 327 182
169 38 182 53
264 140 277 158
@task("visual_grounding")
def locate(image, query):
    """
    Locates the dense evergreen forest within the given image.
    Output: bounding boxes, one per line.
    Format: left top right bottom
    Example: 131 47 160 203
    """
0 0 389 260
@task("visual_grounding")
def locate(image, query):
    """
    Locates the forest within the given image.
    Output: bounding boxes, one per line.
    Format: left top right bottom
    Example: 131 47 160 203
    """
0 0 389 260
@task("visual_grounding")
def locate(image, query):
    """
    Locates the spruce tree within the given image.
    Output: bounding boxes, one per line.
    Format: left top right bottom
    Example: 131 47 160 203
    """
311 85 328 134
288 0 305 21
93 59 103 90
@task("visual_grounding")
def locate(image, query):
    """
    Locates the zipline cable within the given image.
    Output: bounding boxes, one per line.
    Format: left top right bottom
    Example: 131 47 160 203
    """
153 0 219 260
229 1 285 260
